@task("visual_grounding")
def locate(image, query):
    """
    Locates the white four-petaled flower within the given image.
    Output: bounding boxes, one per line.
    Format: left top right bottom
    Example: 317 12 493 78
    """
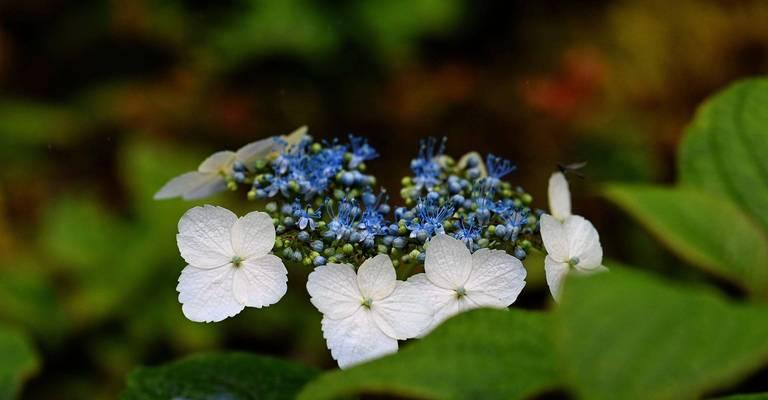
176 205 287 322
307 254 432 369
407 234 527 333
154 126 307 200
540 172 605 301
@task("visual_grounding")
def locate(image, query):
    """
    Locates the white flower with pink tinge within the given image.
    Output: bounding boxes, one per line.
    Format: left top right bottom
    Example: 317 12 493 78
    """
407 234 527 334
154 126 307 200
176 205 287 322
541 172 605 301
307 254 433 369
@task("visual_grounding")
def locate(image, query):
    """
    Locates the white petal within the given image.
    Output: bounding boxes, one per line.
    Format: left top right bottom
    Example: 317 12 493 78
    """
230 211 276 259
424 234 473 289
154 171 221 200
176 206 236 268
321 308 398 369
370 281 433 340
232 255 288 308
176 264 243 322
198 150 236 173
282 125 308 146
236 137 275 168
464 249 527 307
357 254 396 300
307 263 362 319
181 176 227 200
540 214 569 263
563 215 603 269
545 256 569 302
548 172 571 220
406 273 461 335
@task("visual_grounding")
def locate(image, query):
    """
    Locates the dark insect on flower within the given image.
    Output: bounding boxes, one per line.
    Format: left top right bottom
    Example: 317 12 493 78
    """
557 161 588 178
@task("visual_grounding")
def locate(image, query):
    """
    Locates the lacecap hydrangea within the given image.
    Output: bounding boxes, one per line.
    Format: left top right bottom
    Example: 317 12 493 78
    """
156 126 604 368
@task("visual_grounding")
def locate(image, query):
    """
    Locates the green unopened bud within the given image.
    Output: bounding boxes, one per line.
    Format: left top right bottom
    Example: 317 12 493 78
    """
323 248 335 257
521 193 533 204
227 180 237 191
289 180 300 192
248 189 257 201
342 243 354 255
311 143 322 153
274 238 284 249
478 238 489 248
377 245 388 254
303 257 312 266
487 225 497 235
401 176 412 186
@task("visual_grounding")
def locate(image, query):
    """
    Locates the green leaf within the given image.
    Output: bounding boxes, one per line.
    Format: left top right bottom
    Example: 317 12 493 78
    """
679 78 768 230
603 184 768 298
557 268 768 400
0 325 39 400
121 353 318 400
298 309 558 400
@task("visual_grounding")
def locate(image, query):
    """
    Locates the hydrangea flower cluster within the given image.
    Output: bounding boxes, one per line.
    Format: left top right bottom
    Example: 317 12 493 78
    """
156 127 604 368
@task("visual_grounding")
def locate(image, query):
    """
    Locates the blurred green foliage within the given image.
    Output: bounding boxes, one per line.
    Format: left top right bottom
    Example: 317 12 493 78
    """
2 0 768 398
0 325 38 400
123 353 318 400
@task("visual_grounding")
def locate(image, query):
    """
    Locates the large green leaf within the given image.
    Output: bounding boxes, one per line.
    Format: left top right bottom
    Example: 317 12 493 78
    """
121 353 317 400
557 268 768 400
298 309 558 400
0 325 39 400
679 78 768 230
603 184 768 298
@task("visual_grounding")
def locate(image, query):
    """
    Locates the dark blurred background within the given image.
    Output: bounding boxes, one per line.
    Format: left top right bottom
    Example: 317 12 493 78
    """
1 0 767 398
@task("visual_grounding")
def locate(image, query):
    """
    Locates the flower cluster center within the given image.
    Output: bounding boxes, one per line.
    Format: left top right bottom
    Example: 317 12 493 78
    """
361 297 373 309
231 256 244 267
